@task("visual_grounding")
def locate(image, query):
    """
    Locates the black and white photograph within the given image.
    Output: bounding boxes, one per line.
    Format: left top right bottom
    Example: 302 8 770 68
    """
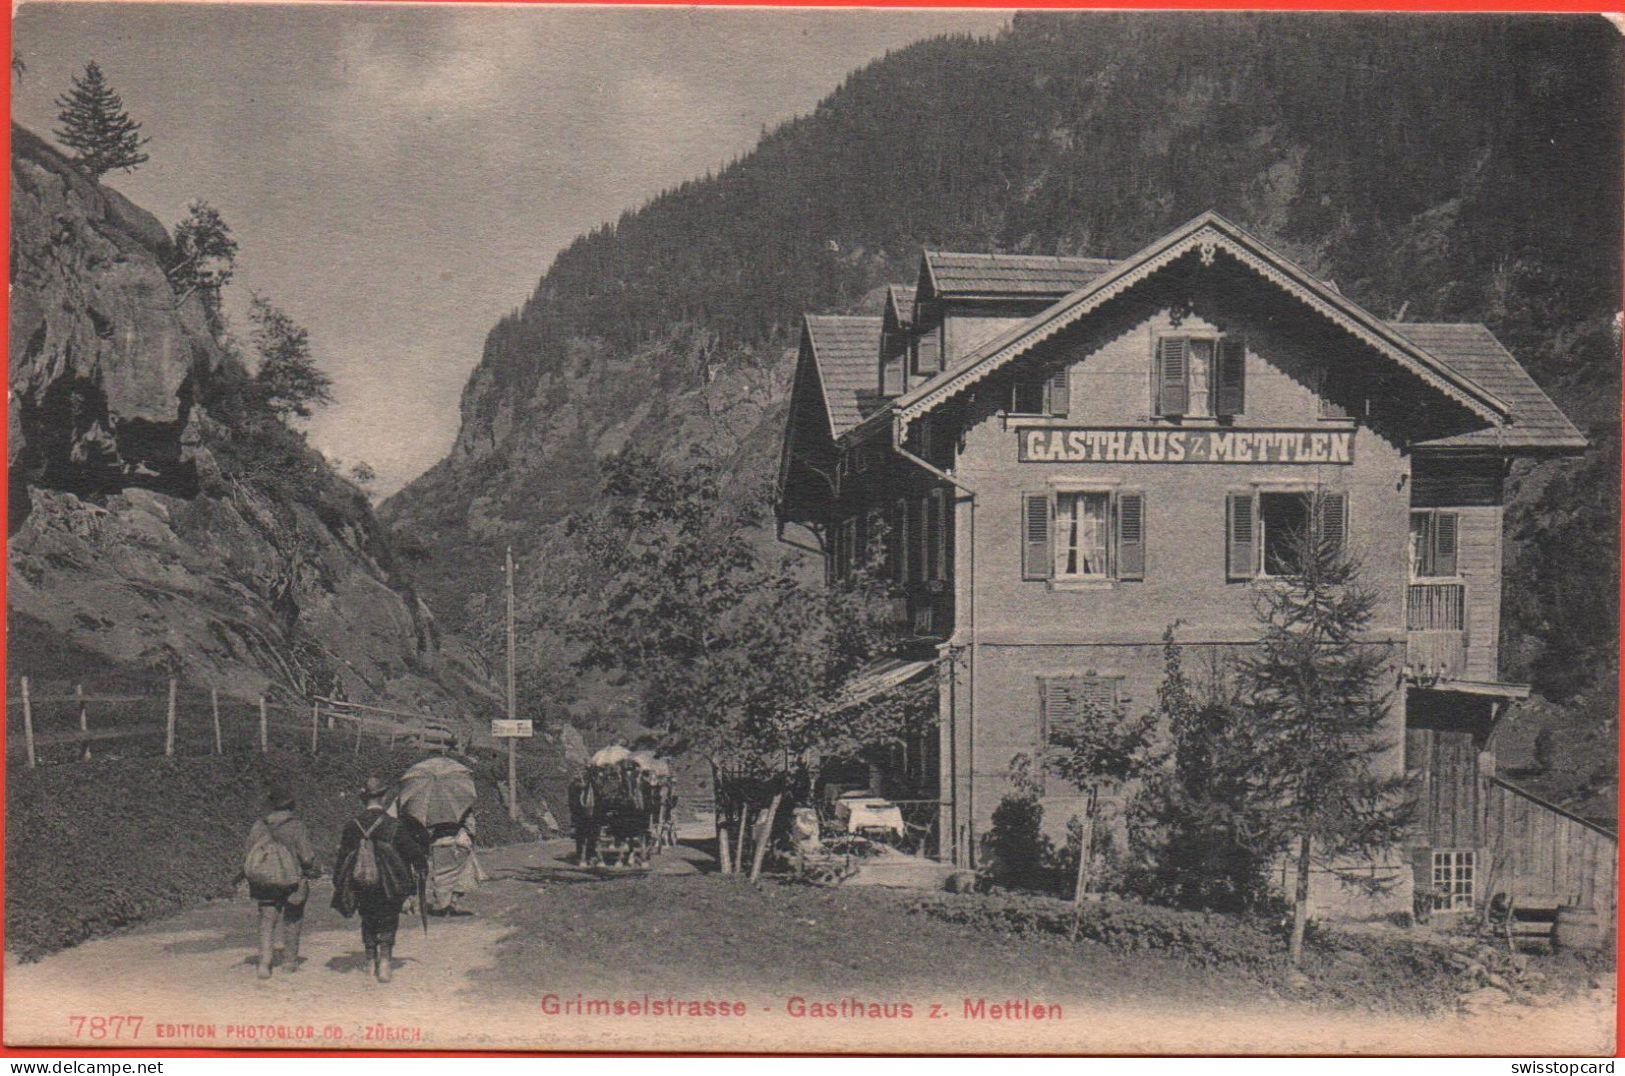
4 4 1620 1055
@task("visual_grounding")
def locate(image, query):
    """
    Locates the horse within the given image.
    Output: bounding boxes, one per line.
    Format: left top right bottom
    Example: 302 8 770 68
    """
572 761 649 868
567 774 599 865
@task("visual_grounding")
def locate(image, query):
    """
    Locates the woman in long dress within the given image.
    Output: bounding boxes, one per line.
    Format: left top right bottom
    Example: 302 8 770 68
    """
426 808 486 915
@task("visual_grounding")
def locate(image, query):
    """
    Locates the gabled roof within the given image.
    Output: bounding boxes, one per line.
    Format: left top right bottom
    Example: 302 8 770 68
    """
884 212 1514 438
1390 323 1586 452
804 315 883 438
920 251 1119 300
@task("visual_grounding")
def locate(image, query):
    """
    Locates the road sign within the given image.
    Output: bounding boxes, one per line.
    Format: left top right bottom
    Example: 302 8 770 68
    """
491 719 533 738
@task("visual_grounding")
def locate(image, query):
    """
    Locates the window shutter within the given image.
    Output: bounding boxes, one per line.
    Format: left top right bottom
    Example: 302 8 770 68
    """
1157 337 1189 416
917 325 942 375
907 498 924 583
1046 367 1070 417
932 489 950 582
1215 337 1245 417
1226 491 1256 580
1040 677 1084 753
1116 491 1146 580
1434 511 1459 577
1022 493 1053 581
1315 491 1348 554
916 496 930 583
893 499 909 583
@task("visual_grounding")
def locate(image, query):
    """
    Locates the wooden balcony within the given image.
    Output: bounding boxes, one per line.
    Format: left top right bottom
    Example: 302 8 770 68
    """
1406 581 1467 682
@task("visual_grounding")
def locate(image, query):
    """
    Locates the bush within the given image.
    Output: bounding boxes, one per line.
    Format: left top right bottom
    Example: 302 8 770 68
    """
4 745 549 961
909 891 1464 1013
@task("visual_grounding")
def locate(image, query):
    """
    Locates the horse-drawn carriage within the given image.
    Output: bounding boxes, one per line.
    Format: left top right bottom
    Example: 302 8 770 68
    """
566 746 676 868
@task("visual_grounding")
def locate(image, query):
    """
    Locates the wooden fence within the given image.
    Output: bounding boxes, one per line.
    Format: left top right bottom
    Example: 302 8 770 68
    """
1484 776 1617 916
6 675 456 769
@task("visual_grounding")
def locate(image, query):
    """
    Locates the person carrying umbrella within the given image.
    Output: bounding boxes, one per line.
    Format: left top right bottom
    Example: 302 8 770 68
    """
398 757 485 916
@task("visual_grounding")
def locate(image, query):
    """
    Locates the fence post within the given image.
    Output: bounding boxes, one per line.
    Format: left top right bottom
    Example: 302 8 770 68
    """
165 678 177 757
258 696 269 753
76 682 90 761
311 702 319 753
210 687 222 755
21 676 36 769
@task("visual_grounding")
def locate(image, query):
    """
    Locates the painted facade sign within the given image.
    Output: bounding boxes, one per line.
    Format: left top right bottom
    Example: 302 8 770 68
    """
1018 427 1354 464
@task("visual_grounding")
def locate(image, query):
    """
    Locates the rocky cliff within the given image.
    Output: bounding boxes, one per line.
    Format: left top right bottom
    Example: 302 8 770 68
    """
7 124 497 721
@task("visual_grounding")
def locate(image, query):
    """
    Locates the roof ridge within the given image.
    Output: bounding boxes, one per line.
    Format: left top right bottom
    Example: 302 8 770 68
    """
928 250 1116 263
1388 320 1494 330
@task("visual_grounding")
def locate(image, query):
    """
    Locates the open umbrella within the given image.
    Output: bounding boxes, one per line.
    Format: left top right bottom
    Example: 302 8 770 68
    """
398 756 477 828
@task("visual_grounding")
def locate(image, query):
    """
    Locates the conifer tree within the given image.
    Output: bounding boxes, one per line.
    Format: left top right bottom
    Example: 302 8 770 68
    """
249 296 333 421
1241 498 1414 967
170 201 238 330
53 62 150 179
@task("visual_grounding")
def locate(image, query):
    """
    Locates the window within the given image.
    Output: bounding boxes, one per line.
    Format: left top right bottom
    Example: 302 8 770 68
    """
831 516 857 582
1155 334 1245 418
1260 492 1312 577
1038 675 1120 785
1432 849 1476 912
1021 489 1146 583
1410 510 1459 578
1319 365 1357 420
850 443 872 474
1055 492 1110 579
1012 367 1070 417
1226 489 1347 580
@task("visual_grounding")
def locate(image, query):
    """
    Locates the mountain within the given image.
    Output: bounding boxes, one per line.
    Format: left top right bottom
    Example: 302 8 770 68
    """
382 13 1620 813
7 124 498 725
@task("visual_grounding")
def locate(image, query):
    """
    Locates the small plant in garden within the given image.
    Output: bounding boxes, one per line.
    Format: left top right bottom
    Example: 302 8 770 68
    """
1043 691 1155 933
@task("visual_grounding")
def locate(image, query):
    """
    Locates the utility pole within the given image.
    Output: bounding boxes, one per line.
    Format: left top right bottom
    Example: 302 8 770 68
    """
506 545 519 820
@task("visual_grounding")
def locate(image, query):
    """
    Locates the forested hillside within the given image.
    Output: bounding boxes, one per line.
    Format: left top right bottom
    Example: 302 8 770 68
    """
383 13 1621 818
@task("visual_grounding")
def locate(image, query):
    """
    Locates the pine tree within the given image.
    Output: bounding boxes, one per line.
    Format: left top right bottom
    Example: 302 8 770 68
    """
249 296 333 420
170 201 238 331
1240 497 1414 967
1136 629 1286 914
53 62 150 179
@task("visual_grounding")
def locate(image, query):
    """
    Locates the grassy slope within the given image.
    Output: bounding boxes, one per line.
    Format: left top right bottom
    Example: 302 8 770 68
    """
3 742 573 961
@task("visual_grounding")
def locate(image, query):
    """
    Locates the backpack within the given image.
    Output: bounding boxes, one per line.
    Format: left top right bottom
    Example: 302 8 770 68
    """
351 816 384 889
244 818 302 888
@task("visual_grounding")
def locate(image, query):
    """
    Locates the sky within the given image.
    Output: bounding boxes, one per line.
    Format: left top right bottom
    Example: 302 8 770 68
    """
12 3 1010 496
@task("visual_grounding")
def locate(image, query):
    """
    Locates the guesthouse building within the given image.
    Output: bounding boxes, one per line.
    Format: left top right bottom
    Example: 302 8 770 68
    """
776 212 1604 915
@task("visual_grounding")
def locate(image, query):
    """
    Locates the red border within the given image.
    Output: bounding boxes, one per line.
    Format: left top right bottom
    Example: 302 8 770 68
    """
1 0 1620 1060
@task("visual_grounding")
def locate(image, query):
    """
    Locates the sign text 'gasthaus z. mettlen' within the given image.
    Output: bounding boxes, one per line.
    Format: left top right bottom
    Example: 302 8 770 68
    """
776 211 1608 919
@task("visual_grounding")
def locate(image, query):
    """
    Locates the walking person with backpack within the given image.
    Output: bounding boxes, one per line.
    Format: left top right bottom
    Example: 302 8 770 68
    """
331 777 428 983
242 784 320 979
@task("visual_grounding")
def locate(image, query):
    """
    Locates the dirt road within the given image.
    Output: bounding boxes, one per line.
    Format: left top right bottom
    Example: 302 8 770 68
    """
5 840 1613 1054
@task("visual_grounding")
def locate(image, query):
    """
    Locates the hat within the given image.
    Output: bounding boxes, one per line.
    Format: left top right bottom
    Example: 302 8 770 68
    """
360 776 389 799
265 783 295 811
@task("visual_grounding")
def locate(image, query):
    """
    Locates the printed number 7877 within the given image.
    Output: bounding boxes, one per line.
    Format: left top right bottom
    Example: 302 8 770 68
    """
68 1015 144 1039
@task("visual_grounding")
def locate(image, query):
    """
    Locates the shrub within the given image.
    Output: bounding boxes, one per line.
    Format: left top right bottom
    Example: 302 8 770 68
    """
909 891 1464 1013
